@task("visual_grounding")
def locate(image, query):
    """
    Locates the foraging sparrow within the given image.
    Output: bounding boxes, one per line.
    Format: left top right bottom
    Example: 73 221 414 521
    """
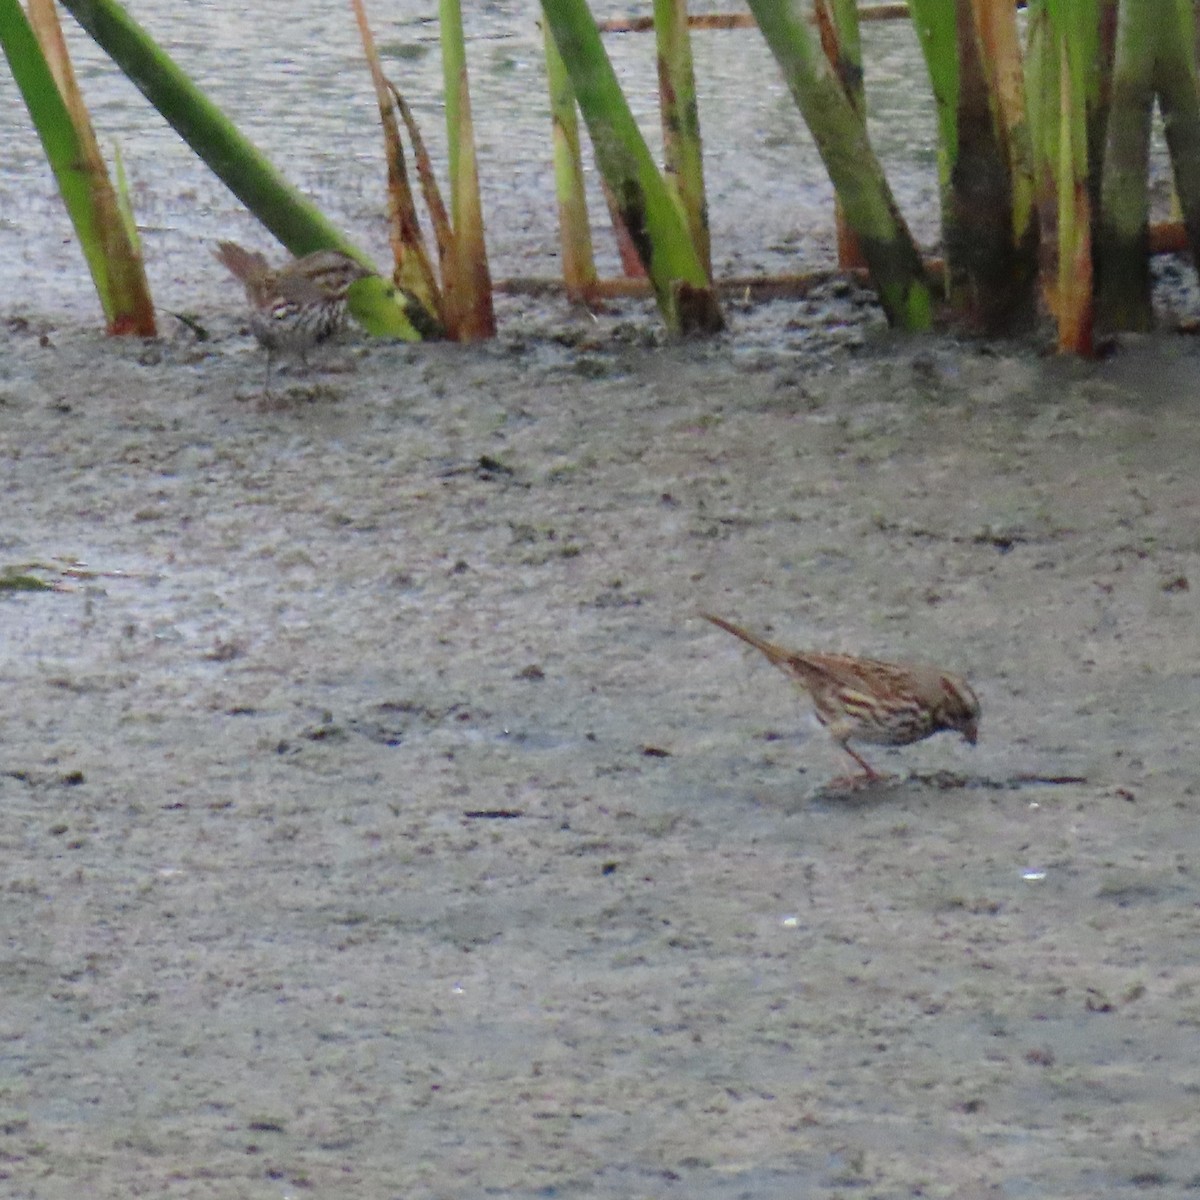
215 240 374 393
702 612 979 781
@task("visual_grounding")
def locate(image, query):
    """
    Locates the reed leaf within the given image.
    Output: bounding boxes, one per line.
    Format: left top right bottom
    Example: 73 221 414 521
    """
974 0 1037 275
440 0 495 339
1023 0 1057 300
350 0 443 326
1025 0 1110 350
388 82 454 282
543 19 599 299
111 142 139 253
815 0 867 268
654 0 711 277
1097 0 1156 329
907 0 957 198
1 0 154 333
826 0 863 97
1056 35 1094 351
601 178 650 278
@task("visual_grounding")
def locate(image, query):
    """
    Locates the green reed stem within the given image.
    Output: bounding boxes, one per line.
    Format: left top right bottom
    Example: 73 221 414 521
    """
1097 0 1155 329
540 0 722 333
0 0 155 333
654 0 711 277
543 20 598 297
749 0 931 330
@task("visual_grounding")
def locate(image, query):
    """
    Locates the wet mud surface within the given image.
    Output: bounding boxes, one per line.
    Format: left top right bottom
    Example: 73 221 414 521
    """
3 305 1200 1197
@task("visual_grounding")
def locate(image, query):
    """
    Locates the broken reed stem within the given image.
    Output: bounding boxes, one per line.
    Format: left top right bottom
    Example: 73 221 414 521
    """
496 216 1188 300
597 6 911 34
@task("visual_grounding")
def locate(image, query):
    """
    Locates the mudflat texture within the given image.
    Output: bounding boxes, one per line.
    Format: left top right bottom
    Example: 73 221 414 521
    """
2 314 1199 1198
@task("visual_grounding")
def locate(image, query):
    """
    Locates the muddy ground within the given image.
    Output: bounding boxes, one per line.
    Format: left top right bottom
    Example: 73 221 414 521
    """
2 296 1200 1198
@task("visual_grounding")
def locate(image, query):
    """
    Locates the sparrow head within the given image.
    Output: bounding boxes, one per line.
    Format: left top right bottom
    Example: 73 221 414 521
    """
290 250 376 301
934 673 980 744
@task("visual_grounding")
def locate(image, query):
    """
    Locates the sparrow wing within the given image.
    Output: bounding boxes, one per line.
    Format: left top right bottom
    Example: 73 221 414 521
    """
791 651 915 696
274 269 329 306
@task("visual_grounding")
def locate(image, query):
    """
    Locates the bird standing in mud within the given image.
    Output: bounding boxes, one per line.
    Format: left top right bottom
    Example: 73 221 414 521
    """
215 240 375 394
701 612 980 784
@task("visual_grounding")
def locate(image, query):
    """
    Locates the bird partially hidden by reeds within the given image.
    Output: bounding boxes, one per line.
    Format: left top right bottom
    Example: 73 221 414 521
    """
701 612 980 785
214 240 375 395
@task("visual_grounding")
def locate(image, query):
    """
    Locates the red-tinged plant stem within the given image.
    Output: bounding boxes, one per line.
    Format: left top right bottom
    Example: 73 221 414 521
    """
600 179 649 278
350 0 443 327
1025 0 1108 351
1056 44 1093 353
815 0 867 269
973 0 1037 283
439 0 495 339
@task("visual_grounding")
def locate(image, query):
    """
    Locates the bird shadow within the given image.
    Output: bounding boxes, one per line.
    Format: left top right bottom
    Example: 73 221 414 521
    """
244 381 343 410
803 769 1087 809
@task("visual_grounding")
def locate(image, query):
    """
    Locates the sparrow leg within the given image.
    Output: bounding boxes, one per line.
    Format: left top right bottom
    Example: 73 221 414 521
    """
823 740 890 790
841 742 881 779
822 719 883 782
